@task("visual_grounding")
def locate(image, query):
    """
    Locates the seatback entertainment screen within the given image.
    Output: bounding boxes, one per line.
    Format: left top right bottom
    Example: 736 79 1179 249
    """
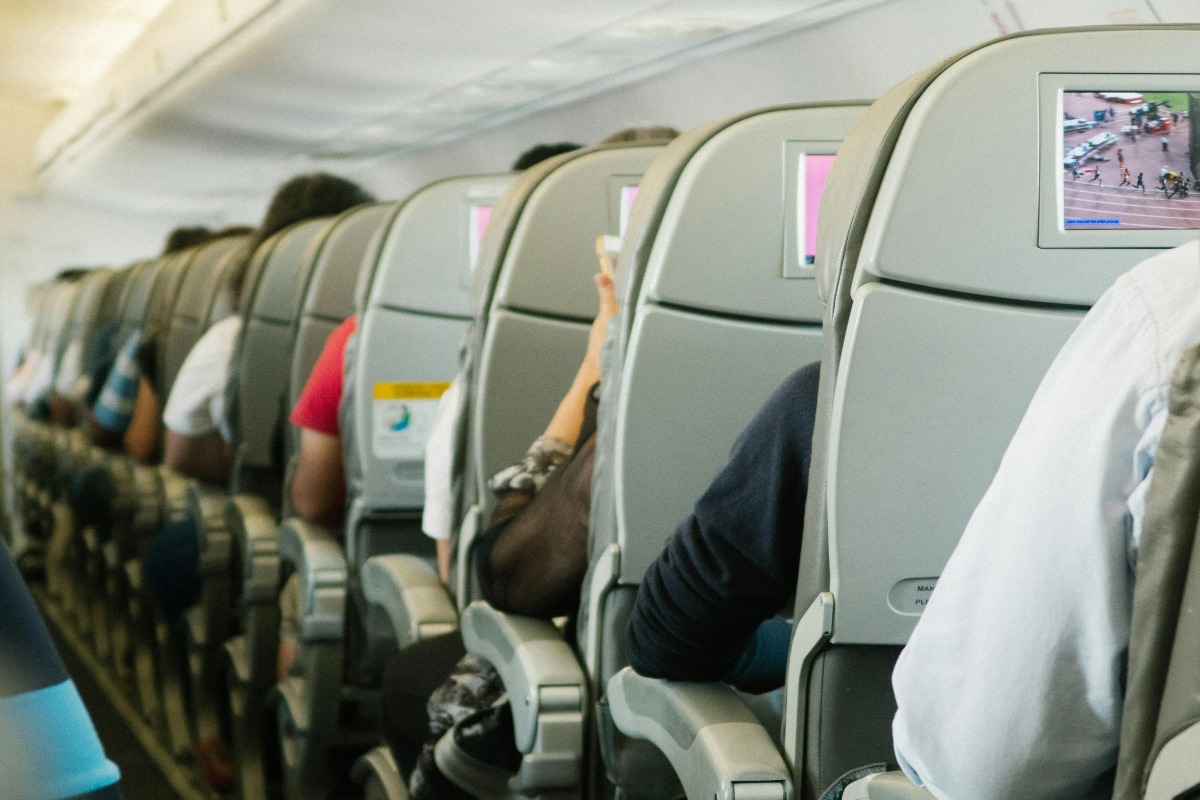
619 184 639 237
801 153 836 264
468 204 493 273
1060 91 1199 231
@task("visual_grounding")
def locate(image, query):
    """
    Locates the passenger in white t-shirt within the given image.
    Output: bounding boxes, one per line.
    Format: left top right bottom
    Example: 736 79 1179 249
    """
143 172 376 791
893 240 1200 800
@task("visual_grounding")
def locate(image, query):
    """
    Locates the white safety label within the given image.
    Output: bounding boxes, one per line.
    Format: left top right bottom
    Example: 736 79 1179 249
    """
372 381 451 460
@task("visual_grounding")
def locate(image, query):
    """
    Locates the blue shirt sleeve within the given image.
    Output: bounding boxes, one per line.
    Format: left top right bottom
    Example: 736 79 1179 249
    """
92 331 142 434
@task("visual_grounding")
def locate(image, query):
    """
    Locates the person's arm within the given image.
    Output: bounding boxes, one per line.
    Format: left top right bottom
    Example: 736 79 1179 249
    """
161 317 241 482
473 273 617 617
543 273 616 445
123 377 161 463
436 539 452 585
625 363 820 692
164 428 232 483
421 377 463 584
290 428 345 526
286 317 354 526
891 274 1159 800
87 332 143 449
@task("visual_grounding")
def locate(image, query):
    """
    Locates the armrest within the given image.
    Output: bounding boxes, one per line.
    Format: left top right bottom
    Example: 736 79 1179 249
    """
186 480 228 521
129 462 164 534
460 601 586 792
156 466 190 522
186 480 231 576
277 518 347 642
227 494 280 603
842 772 936 800
361 554 457 649
606 667 793 800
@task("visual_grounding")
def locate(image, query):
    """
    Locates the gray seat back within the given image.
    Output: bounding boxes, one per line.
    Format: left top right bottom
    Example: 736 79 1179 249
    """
52 269 114 401
284 204 391 469
453 143 665 605
584 104 868 695
161 237 251 400
141 251 201 394
114 259 167 348
345 174 513 564
788 25 1200 799
43 278 89 391
231 217 334 501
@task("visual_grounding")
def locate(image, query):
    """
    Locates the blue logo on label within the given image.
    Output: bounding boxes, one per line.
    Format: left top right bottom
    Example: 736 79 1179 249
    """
390 405 411 431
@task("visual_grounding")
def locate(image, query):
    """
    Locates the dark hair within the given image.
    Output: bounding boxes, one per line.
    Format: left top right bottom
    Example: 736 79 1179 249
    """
214 225 255 238
53 268 90 282
600 125 681 144
162 226 214 255
511 143 584 171
229 173 375 310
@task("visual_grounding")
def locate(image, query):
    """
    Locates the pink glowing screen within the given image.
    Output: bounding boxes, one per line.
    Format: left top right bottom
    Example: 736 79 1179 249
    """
469 204 493 272
619 185 639 236
803 154 836 264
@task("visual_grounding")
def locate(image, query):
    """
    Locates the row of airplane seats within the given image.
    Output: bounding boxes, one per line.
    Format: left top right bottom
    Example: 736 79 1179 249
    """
9 22 1200 800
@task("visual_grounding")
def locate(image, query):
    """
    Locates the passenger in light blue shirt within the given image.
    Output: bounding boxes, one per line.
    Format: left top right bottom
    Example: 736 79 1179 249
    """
893 240 1200 800
90 329 143 437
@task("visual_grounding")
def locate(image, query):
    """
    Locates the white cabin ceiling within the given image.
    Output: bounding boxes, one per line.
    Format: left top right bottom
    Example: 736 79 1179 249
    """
26 0 903 215
0 0 1192 221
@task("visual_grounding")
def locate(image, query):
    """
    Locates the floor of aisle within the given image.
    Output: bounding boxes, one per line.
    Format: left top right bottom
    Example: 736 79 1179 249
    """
36 585 215 800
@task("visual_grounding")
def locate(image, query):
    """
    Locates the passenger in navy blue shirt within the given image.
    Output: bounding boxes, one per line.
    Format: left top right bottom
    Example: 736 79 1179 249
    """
626 361 821 692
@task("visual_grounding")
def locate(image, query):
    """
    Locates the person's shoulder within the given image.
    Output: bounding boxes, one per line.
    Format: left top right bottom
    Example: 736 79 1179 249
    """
198 314 243 351
1118 240 1200 375
1121 240 1200 321
209 314 243 337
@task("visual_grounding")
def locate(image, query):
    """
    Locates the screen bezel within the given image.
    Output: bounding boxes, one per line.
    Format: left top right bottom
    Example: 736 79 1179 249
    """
1038 72 1199 250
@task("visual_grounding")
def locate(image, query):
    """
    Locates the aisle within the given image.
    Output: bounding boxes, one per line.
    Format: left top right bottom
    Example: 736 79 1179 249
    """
36 587 214 800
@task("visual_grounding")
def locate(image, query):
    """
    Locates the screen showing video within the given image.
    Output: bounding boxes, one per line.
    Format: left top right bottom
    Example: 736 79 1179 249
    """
619 184 639 237
798 154 836 264
1061 91 1199 231
468 204 493 273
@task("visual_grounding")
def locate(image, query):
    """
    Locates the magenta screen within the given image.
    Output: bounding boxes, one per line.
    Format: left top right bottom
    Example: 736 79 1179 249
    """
804 154 835 264
469 205 493 271
620 185 639 236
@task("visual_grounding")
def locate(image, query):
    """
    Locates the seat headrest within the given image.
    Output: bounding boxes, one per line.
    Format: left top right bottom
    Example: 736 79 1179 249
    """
475 142 666 323
817 25 1200 320
250 217 333 323
363 173 515 319
303 203 390 321
627 102 869 327
172 235 249 323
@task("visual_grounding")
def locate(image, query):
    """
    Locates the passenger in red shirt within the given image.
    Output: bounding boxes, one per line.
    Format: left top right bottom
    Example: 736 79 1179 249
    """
288 314 356 523
278 314 356 682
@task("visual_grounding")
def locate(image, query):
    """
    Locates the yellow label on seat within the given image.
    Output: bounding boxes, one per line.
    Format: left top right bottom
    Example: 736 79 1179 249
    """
373 381 452 400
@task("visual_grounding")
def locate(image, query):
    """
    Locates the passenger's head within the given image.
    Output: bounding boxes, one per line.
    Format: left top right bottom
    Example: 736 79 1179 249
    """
229 173 376 312
162 226 214 255
53 268 90 283
600 125 681 144
512 143 583 171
